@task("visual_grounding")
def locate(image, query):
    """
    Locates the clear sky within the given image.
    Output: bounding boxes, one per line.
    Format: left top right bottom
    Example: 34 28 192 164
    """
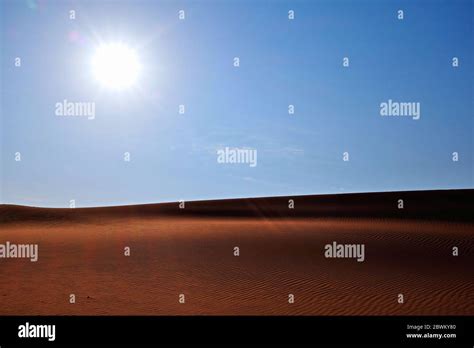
1 0 472 207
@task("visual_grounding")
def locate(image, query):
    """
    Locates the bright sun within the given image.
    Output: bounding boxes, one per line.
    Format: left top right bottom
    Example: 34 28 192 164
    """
91 43 141 90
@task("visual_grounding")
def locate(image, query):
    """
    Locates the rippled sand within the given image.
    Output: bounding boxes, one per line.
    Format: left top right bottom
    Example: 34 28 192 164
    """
0 217 472 315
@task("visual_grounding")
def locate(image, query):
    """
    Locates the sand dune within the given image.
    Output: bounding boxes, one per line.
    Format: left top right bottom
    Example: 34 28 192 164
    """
0 189 473 315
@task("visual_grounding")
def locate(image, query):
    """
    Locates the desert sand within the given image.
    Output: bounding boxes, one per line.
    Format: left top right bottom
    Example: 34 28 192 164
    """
0 189 473 315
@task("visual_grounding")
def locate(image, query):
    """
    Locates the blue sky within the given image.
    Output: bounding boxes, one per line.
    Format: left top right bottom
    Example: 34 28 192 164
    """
1 0 472 207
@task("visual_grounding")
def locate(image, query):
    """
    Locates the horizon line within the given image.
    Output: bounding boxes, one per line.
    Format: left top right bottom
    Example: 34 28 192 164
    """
1 188 472 210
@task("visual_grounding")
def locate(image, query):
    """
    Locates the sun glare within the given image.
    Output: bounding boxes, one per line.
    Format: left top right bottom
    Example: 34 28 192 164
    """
91 43 141 90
